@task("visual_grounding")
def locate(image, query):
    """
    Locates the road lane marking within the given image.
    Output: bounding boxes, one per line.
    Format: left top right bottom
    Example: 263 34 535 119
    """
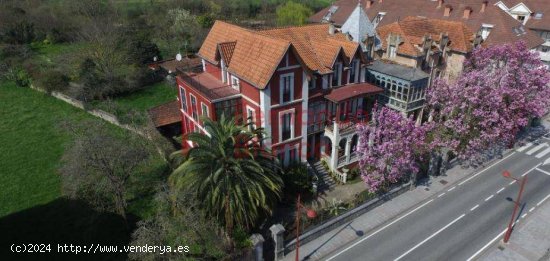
529 207 535 212
517 142 533 152
509 180 517 185
536 168 550 176
468 220 523 261
438 193 445 198
526 143 547 155
537 194 550 206
394 214 466 261
470 205 479 211
448 186 456 192
458 152 517 186
325 199 435 261
536 147 550 158
485 195 494 201
496 187 505 194
521 213 527 219
521 163 542 177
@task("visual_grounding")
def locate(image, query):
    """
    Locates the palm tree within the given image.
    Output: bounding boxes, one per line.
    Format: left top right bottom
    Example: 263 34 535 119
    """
169 115 283 233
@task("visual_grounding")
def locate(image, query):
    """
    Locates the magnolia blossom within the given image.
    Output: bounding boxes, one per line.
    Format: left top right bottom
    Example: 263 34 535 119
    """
427 41 550 161
356 105 429 193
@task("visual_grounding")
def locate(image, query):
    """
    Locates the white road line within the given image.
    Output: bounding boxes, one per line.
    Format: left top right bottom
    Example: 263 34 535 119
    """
470 205 480 211
458 152 517 186
496 187 505 194
394 214 466 261
537 194 550 206
467 228 507 261
521 213 527 219
517 142 533 152
438 193 446 198
536 168 550 176
509 180 517 185
485 195 494 201
326 199 435 261
526 143 547 155
448 186 456 192
536 147 550 158
529 207 535 212
522 163 542 177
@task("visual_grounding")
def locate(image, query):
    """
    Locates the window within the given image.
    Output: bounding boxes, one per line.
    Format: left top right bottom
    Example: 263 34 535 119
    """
201 103 209 117
190 94 198 132
246 106 255 131
179 87 187 112
280 111 294 142
280 73 294 104
221 60 227 83
349 60 358 83
215 99 242 122
308 76 317 90
231 76 240 90
332 63 342 86
388 45 397 58
517 15 525 22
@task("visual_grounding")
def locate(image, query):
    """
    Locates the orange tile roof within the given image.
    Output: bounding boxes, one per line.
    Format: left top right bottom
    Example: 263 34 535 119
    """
198 21 362 89
148 100 181 127
377 17 476 56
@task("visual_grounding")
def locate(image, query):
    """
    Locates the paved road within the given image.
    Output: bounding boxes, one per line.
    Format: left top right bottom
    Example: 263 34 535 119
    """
324 136 550 261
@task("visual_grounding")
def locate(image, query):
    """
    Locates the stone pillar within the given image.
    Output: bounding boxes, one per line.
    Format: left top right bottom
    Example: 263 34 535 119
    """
330 121 339 170
345 138 352 163
270 224 285 260
250 234 265 261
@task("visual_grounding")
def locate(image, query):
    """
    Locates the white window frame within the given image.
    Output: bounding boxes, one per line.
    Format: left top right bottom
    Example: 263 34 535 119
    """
279 72 295 104
331 63 342 87
179 86 187 112
201 102 209 117
189 94 198 121
279 108 295 143
389 45 397 58
246 105 256 131
231 75 240 90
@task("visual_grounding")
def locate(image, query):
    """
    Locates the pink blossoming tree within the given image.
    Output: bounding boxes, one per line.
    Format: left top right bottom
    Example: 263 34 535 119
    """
427 41 550 162
356 105 429 193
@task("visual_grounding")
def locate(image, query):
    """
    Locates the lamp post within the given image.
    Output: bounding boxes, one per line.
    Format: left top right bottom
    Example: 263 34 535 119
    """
501 170 527 243
295 194 317 261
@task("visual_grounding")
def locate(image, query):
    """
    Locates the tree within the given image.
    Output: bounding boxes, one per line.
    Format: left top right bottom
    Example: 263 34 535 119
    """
59 121 151 220
427 41 550 163
276 1 313 26
356 105 429 193
169 115 283 234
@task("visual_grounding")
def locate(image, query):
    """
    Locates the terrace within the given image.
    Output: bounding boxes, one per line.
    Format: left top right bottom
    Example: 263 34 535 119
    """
177 71 240 101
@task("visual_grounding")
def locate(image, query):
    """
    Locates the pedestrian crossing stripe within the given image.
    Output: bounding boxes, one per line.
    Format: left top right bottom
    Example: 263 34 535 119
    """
536 147 550 158
517 142 533 152
526 143 548 155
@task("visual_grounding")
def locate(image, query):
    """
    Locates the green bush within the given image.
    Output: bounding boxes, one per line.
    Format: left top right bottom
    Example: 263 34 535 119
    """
35 69 69 94
282 163 313 195
232 226 252 249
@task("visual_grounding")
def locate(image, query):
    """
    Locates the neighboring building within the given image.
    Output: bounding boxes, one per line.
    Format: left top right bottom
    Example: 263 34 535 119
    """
496 0 550 67
376 16 478 80
309 0 545 60
176 21 384 177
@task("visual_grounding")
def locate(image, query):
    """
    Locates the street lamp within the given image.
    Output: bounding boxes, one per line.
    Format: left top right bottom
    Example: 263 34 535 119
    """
501 170 527 243
295 194 317 261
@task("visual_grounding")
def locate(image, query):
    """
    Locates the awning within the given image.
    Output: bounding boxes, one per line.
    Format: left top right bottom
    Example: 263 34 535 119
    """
324 82 383 103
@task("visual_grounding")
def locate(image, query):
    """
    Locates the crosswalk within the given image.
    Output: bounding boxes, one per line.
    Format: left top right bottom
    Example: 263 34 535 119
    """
516 141 550 158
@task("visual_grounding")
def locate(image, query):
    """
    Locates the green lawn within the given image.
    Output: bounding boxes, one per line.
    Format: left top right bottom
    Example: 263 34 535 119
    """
0 81 167 218
91 81 177 125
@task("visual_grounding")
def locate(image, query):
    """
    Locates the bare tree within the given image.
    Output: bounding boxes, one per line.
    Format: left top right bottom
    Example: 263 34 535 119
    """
59 121 151 220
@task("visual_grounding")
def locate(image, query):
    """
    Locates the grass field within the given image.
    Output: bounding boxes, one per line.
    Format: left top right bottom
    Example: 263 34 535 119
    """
91 81 177 125
0 81 167 218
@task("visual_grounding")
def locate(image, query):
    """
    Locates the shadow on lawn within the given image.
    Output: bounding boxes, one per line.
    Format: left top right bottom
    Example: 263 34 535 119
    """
0 198 135 261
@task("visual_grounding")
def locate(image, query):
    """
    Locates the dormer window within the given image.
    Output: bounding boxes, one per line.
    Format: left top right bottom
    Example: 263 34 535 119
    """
332 63 342 87
280 73 294 104
388 44 397 58
231 76 240 90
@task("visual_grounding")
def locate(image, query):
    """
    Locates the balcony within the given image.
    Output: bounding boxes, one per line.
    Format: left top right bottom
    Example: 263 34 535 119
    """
324 116 368 138
177 71 239 101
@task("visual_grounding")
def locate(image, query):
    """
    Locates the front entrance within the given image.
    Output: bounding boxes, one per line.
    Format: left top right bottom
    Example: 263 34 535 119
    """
307 133 322 161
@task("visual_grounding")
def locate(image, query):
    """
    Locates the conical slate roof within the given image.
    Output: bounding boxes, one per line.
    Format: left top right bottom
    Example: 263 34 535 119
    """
341 3 376 43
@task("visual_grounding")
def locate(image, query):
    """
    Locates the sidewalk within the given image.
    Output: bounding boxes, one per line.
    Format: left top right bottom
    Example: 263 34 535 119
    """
480 197 550 261
283 154 511 261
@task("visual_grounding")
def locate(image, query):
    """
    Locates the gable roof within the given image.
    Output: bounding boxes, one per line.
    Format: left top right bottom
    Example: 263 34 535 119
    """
341 3 377 44
198 21 363 89
148 100 181 127
377 16 476 56
501 0 550 31
309 0 544 49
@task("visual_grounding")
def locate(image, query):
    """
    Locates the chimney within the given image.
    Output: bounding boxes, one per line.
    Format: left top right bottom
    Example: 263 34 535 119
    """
329 23 335 35
438 0 444 8
463 7 472 19
366 0 373 8
444 5 452 16
481 1 487 13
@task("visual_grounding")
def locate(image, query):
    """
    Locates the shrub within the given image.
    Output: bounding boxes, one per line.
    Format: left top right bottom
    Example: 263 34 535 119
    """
35 69 69 94
232 226 253 249
282 163 313 195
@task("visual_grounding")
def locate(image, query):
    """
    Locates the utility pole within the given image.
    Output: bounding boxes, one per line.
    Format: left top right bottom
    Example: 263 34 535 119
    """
501 170 527 243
